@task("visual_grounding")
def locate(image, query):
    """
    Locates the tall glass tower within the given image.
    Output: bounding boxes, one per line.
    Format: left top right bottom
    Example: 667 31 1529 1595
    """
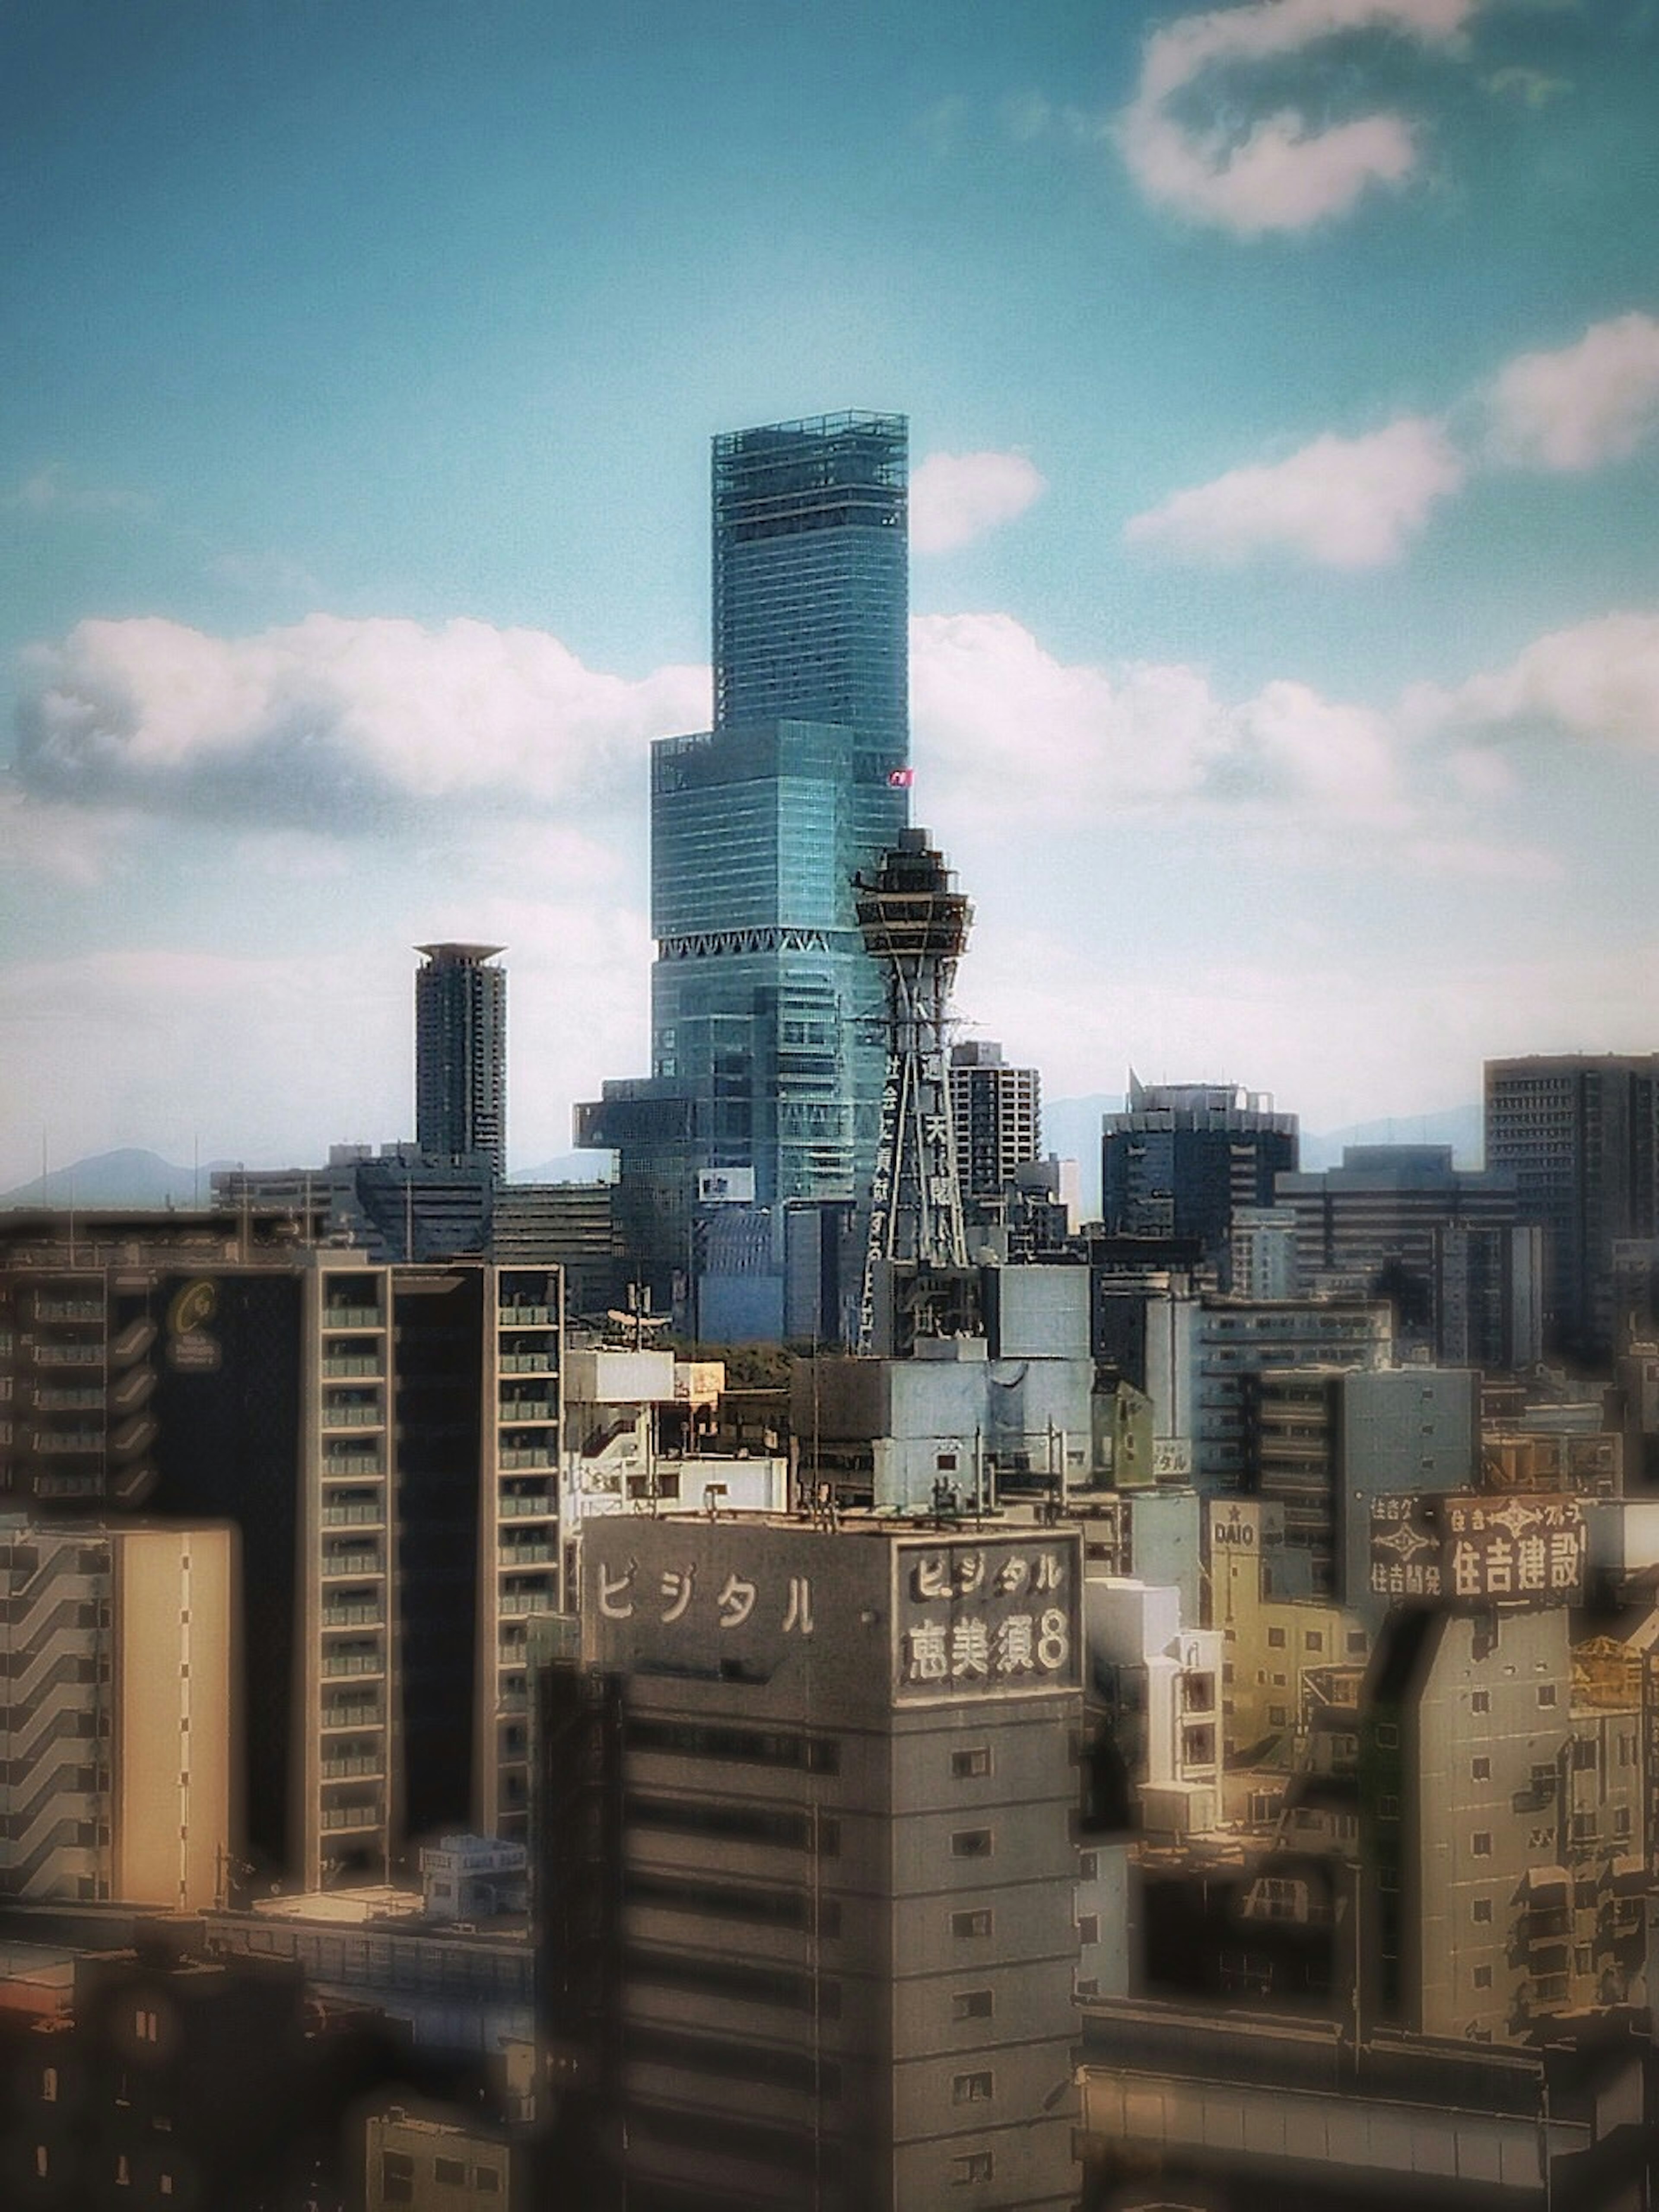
649 413 910 1235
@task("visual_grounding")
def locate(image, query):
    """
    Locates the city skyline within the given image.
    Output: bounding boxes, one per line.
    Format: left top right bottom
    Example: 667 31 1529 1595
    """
4 1 1659 1189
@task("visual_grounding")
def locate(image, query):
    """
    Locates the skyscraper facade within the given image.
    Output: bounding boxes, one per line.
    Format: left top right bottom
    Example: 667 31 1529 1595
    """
951 1040 1042 1214
1485 1054 1659 1362
415 942 507 1177
1102 1077 1298 1281
647 416 910 1265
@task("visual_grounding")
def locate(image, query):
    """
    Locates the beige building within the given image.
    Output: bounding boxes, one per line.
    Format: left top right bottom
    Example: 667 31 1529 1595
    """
0 1517 232 1909
1205 1498 1369 1758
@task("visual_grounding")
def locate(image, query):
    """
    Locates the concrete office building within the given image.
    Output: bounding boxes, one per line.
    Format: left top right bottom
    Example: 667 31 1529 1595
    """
1249 1364 1478 1624
1360 1546 1647 2044
1275 1144 1541 1369
0 1211 563 1884
415 943 507 1178
1141 1291 1392 1495
0 1519 232 1908
1085 1578 1224 1840
538 1512 1090 2210
1102 1078 1298 1280
1486 1054 1659 1363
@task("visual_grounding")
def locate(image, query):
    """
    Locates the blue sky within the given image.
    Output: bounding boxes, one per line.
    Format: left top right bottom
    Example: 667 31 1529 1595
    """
4 0 1658 1184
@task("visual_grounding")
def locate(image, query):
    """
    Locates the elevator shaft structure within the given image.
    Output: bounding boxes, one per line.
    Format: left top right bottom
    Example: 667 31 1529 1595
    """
855 828 973 1354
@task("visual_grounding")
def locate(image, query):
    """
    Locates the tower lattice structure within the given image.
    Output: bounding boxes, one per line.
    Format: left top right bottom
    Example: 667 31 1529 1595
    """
855 829 973 1352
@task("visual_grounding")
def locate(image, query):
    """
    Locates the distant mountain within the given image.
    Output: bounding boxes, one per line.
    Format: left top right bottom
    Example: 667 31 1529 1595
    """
1297 1106 1483 1173
510 1151 612 1185
0 1148 235 1210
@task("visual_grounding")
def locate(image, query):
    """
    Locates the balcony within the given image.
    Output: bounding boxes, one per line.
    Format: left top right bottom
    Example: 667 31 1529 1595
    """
499 1395 557 1424
319 1802 381 1833
499 1491 554 1519
322 1306 383 1332
321 1501 383 1528
321 1549 383 1580
499 1589 553 1616
321 1402 381 1429
500 1541 555 1567
30 1431 102 1454
321 1703 381 1731
323 1451 383 1478
321 1652 384 1679
499 1446 554 1471
32 1344 103 1367
321 1600 382 1629
499 1341 555 1374
320 1754 384 1780
321 1355 381 1379
499 1303 555 1325
34 1300 105 1324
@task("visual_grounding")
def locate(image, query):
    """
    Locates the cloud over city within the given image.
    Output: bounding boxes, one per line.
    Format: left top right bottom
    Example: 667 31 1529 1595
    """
910 450 1048 555
1125 418 1465 568
1116 0 1479 237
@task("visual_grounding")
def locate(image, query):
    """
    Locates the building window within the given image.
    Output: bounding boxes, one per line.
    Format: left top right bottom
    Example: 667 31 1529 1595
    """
1472 1832 1492 1856
951 1829 993 1859
952 2152 994 2185
1268 1706 1288 1727
953 2072 994 2105
1267 1627 1286 1649
1473 1897 1493 1923
435 2158 467 2185
1377 1794 1400 1818
1472 1691 1490 1714
1472 1757 1490 1780
1078 1915 1099 1946
475 2173 501 2195
1304 1631 1323 1652
951 1748 991 1780
41 2066 56 2102
116 2154 130 2188
952 1989 994 2020
1375 1723 1398 1748
35 2148 47 2180
381 2148 415 2205
134 2007 159 2044
1537 1684 1557 1707
1473 1965 1493 1989
951 1910 992 1939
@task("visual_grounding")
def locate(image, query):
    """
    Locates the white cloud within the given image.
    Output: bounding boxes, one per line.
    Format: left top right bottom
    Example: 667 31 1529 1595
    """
910 612 1233 814
0 779 134 886
16 614 710 831
910 451 1047 555
1416 610 1659 750
1487 312 1659 471
3 463 151 516
1116 0 1478 236
1125 416 1465 567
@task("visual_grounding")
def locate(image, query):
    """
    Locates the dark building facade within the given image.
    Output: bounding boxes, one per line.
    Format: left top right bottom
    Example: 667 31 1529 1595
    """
415 942 507 1177
537 1513 1086 2209
1102 1078 1297 1283
1485 1055 1659 1364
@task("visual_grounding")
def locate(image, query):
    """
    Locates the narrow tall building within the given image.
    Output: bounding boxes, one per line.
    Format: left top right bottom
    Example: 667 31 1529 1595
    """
415 942 507 1178
950 1042 1041 1216
1485 1054 1659 1362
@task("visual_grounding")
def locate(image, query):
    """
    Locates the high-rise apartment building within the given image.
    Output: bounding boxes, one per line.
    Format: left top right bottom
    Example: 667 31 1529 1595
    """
415 942 507 1177
1485 1055 1659 1362
950 1042 1041 1216
0 1211 561 1886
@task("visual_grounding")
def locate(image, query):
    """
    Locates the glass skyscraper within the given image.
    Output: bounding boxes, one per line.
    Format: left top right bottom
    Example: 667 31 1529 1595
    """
650 413 911 1232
